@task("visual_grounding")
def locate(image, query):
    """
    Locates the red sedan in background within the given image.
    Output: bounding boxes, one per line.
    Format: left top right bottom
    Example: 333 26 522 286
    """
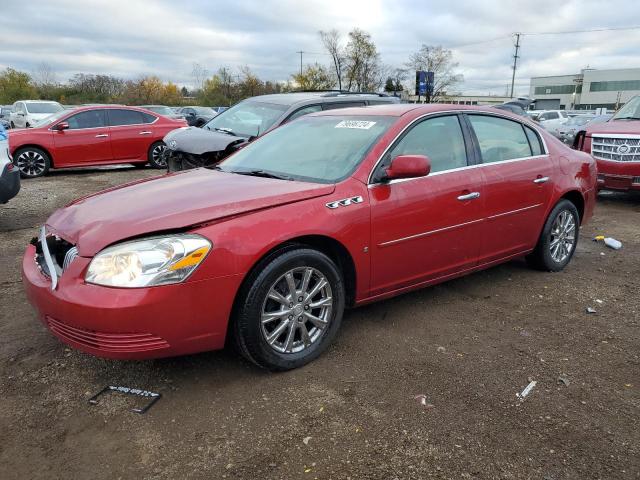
23 104 596 371
9 105 187 177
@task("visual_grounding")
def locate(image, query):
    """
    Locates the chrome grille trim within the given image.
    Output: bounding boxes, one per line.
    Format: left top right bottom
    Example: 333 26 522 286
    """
591 135 640 162
63 246 79 271
39 226 58 291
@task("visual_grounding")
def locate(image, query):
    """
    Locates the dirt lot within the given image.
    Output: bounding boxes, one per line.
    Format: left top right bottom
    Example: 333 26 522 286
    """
0 167 638 480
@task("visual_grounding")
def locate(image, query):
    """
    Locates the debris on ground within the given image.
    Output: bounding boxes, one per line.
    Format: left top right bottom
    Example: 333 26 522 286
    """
88 385 161 414
593 235 622 250
586 307 597 314
557 375 570 387
302 436 312 445
517 381 537 401
595 299 603 304
414 394 435 409
436 346 446 353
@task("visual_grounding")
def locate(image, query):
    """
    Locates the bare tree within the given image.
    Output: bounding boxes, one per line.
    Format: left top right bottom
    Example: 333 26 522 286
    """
319 29 344 90
32 62 57 86
191 62 209 92
405 45 463 102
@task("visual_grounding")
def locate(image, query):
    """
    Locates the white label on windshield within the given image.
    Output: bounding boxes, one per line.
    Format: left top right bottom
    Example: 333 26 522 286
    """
335 120 376 129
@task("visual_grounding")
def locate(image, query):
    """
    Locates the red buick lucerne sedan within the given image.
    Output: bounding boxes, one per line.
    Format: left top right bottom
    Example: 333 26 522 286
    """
9 105 187 177
23 104 596 370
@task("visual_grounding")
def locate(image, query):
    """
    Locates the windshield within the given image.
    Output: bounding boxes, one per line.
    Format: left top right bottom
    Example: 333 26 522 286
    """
566 116 594 126
219 115 395 183
146 106 174 115
613 96 640 120
204 100 289 138
192 107 215 116
32 110 68 128
25 102 63 114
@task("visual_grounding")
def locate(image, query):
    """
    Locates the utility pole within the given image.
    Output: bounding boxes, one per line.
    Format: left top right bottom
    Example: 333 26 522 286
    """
296 51 303 76
510 33 521 98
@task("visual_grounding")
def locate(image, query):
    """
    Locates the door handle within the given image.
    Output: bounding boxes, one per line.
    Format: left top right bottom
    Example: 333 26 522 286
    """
139 131 152 135
533 176 550 184
457 192 480 201
95 134 109 138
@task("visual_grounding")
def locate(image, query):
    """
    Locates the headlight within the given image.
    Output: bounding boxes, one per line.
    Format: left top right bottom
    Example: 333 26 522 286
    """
85 234 211 288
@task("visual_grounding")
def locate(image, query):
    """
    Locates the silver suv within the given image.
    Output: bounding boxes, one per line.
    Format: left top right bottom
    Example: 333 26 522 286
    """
163 91 400 171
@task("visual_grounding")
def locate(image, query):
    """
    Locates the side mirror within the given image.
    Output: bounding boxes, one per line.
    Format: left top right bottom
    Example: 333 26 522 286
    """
55 122 69 131
384 154 431 181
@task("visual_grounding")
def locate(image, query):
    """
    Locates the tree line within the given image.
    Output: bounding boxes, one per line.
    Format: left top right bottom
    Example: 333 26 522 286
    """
0 28 463 106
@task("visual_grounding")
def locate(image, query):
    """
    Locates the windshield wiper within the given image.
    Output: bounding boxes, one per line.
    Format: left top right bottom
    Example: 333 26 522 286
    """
232 169 294 181
213 127 236 135
614 116 640 120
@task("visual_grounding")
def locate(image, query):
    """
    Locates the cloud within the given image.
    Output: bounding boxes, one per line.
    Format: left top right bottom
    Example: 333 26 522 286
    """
2 0 640 95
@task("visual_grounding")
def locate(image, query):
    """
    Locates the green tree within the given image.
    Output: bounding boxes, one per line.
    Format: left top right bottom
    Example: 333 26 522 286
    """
291 63 334 91
344 29 384 92
0 68 37 103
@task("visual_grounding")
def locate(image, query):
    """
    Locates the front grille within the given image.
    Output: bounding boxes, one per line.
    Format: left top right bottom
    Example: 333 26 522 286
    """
591 135 640 162
633 176 640 185
32 232 77 278
46 316 170 353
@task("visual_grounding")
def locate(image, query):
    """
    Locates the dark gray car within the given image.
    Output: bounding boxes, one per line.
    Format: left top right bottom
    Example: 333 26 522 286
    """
163 91 400 171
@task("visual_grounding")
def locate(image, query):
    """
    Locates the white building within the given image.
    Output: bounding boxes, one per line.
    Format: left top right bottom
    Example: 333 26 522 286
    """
530 68 640 110
403 93 512 106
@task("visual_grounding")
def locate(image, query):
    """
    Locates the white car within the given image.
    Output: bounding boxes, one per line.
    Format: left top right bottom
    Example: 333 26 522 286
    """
535 110 569 134
0 126 20 203
9 100 64 129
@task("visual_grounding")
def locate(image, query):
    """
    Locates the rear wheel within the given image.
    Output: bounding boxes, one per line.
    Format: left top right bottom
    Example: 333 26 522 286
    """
10 121 15 128
14 147 50 178
233 248 345 371
526 199 580 272
148 141 167 168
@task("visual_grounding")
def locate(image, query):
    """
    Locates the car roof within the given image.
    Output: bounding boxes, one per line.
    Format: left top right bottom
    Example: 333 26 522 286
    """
58 105 156 114
311 103 533 118
20 100 61 104
244 91 398 106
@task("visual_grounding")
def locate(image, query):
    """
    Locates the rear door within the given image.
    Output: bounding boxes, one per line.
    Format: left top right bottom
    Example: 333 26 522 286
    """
107 109 156 161
52 109 112 166
465 113 554 263
369 114 485 295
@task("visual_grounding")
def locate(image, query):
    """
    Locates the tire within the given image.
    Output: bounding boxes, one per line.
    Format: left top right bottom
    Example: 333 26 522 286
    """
233 247 345 371
148 141 167 168
14 147 50 178
195 119 205 128
526 199 580 272
10 121 15 128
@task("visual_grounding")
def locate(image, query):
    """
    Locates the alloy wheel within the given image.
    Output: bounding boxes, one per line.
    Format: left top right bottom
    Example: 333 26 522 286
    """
549 210 576 263
16 150 46 177
152 143 167 167
260 266 333 354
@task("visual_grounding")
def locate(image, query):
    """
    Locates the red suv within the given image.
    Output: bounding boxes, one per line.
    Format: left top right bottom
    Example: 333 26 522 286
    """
23 105 596 370
575 95 640 191
9 106 187 177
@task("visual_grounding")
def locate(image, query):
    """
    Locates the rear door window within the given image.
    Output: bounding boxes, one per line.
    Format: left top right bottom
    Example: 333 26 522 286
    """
285 104 322 123
524 126 544 156
468 115 532 163
107 109 145 126
66 110 107 129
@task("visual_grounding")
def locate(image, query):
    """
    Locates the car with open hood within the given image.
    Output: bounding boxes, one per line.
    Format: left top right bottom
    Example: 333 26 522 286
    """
574 95 640 191
23 104 596 371
163 91 400 171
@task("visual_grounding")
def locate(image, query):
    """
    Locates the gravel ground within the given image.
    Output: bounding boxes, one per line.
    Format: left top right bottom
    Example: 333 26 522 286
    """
0 166 638 479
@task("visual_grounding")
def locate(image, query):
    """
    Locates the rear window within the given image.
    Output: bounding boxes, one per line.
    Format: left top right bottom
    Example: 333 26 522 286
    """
108 109 150 126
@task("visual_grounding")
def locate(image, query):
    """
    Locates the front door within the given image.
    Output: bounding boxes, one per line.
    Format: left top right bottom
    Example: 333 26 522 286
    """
52 109 112 166
369 114 485 296
465 113 554 263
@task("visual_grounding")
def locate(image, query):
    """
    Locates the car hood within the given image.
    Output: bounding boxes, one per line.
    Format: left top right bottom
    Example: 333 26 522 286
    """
28 113 55 121
164 126 247 155
45 169 335 256
586 120 639 135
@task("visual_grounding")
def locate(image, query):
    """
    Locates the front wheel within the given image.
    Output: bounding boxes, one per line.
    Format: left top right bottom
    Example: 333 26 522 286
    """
148 141 167 168
14 147 50 178
527 199 580 272
233 248 345 371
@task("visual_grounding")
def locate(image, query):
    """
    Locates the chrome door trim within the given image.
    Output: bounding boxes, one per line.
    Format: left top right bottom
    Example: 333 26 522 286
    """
367 109 550 185
457 192 480 201
533 176 550 184
378 218 484 248
486 203 543 220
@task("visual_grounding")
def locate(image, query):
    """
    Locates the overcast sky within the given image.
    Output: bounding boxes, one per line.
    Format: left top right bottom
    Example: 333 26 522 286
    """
3 0 640 96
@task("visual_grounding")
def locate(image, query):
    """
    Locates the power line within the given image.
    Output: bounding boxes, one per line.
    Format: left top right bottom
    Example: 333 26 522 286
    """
522 25 640 36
